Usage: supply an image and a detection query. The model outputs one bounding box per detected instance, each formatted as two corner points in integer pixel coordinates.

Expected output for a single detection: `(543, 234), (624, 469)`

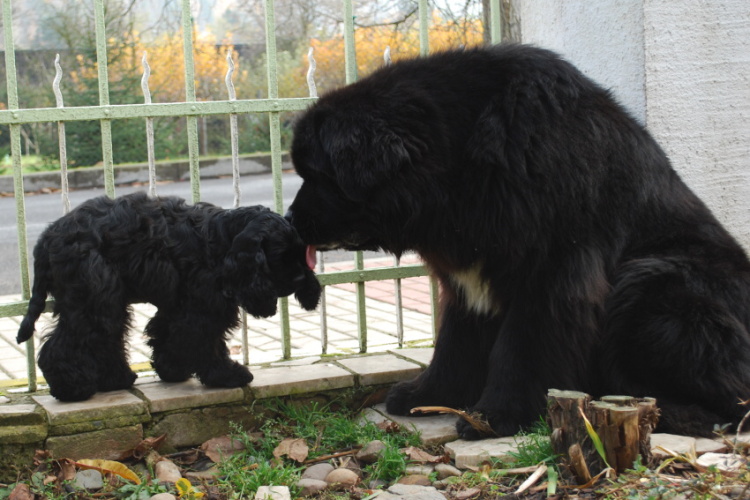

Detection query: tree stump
(547, 389), (660, 482)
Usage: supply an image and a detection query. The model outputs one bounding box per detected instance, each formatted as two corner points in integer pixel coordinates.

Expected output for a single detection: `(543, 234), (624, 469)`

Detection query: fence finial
(225, 48), (237, 101)
(384, 46), (392, 66)
(307, 47), (318, 98)
(141, 52), (152, 105)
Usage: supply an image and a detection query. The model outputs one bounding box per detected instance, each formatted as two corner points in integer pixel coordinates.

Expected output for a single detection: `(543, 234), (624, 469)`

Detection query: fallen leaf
(401, 446), (448, 464)
(58, 459), (77, 482)
(8, 484), (34, 500)
(273, 438), (309, 463)
(376, 420), (401, 433)
(118, 434), (167, 460)
(200, 435), (246, 463)
(74, 459), (141, 485)
(176, 477), (205, 498)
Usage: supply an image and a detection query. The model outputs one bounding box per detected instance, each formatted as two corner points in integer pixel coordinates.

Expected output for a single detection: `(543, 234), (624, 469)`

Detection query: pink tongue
(305, 245), (318, 270)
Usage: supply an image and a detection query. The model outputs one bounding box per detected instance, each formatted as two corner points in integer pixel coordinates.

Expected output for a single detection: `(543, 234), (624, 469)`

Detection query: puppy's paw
(199, 361), (254, 388)
(98, 369), (137, 392)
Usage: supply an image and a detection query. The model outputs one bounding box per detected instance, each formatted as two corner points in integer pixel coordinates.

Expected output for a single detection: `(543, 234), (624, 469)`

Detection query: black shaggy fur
(286, 44), (750, 438)
(18, 192), (321, 402)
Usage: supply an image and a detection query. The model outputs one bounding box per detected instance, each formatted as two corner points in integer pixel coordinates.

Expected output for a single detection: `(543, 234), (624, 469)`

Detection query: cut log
(547, 389), (659, 478)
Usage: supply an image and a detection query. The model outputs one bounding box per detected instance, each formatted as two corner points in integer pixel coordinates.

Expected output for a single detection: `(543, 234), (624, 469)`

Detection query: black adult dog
(286, 44), (750, 438)
(18, 192), (321, 402)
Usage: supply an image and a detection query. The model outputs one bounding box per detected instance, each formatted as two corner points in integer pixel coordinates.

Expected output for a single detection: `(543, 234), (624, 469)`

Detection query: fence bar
(343, 0), (357, 83)
(141, 53), (157, 197)
(53, 55), (71, 213)
(181, 0), (201, 203)
(264, 0), (292, 359)
(93, 0), (115, 198)
(3, 0), (36, 391)
(418, 0), (429, 56)
(490, 0), (502, 44)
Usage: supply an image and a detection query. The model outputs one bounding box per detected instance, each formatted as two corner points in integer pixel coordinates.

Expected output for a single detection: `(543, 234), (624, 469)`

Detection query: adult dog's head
(222, 207), (321, 317)
(285, 65), (449, 257)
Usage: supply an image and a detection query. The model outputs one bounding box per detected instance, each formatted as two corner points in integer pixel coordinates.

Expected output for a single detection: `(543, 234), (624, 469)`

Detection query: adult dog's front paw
(385, 379), (440, 416)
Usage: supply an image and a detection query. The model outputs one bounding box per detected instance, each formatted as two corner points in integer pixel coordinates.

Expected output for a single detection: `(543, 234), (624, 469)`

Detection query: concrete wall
(518, 0), (750, 251)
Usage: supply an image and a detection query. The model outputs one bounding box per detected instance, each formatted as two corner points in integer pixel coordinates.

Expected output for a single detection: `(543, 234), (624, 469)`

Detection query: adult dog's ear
(295, 269), (322, 311)
(319, 115), (413, 201)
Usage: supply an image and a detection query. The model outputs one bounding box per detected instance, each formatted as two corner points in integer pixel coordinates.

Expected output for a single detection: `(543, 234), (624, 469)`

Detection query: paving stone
(388, 348), (434, 367)
(33, 391), (147, 426)
(695, 452), (747, 473)
(0, 396), (10, 404)
(364, 403), (459, 446)
(445, 436), (522, 469)
(136, 379), (245, 413)
(336, 354), (423, 386)
(45, 424), (143, 461)
(695, 437), (728, 455)
(434, 463), (462, 479)
(249, 364), (354, 399)
(150, 406), (262, 451)
(0, 404), (44, 426)
(650, 433), (697, 459)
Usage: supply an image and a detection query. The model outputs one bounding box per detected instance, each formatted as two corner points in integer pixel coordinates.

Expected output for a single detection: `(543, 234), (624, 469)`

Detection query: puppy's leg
(190, 309), (253, 388)
(38, 314), (98, 402)
(94, 304), (138, 392)
(147, 310), (194, 383)
(386, 300), (497, 415)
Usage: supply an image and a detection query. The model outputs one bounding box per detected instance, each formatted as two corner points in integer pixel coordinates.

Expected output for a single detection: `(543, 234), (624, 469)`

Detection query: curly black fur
(286, 44), (750, 438)
(18, 192), (321, 401)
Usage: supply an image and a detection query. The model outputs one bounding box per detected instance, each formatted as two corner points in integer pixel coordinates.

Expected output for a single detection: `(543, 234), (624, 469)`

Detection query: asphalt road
(0, 172), (386, 296)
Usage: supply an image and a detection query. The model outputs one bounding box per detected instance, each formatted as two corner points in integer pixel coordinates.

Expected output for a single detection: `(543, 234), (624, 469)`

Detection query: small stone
(155, 460), (182, 483)
(432, 479), (448, 489)
(254, 485), (291, 500)
(302, 462), (334, 481)
(149, 494), (177, 500)
(405, 464), (434, 476)
(74, 469), (104, 491)
(355, 440), (386, 464)
(397, 474), (431, 486)
(368, 479), (387, 490)
(0, 396), (10, 404)
(296, 478), (327, 497)
(455, 487), (481, 499)
(434, 463), (462, 479)
(325, 468), (359, 489)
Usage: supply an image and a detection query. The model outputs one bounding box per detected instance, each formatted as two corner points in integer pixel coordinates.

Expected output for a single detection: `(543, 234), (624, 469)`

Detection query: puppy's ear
(295, 269), (322, 311)
(320, 116), (413, 201)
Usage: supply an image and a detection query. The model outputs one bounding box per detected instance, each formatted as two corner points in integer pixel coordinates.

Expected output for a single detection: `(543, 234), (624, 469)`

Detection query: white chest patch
(449, 264), (501, 316)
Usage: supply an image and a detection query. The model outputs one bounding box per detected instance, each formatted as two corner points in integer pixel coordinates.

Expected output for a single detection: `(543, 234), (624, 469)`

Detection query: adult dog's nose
(284, 209), (294, 225)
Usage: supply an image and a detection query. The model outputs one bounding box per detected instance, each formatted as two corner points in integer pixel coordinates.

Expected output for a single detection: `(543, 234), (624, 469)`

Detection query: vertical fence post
(3, 0), (36, 391)
(418, 0), (429, 56)
(93, 0), (115, 198)
(265, 0), (292, 360)
(490, 0), (502, 44)
(342, 0), (368, 353)
(52, 55), (71, 213)
(141, 53), (158, 198)
(181, 0), (201, 203)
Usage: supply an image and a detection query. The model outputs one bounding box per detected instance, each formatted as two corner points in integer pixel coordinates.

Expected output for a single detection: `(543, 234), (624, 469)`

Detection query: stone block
(136, 379), (245, 413)
(45, 424), (143, 461)
(250, 364), (354, 399)
(388, 348), (434, 367)
(33, 391), (148, 427)
(363, 404), (459, 446)
(336, 354), (423, 386)
(148, 406), (263, 451)
(445, 436), (523, 469)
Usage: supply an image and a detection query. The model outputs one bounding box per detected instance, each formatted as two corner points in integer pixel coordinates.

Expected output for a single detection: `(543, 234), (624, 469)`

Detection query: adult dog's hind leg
(147, 309), (194, 383)
(93, 303), (138, 392)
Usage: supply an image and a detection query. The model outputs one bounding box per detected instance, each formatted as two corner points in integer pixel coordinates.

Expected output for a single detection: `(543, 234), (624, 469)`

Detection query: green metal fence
(0, 0), (502, 392)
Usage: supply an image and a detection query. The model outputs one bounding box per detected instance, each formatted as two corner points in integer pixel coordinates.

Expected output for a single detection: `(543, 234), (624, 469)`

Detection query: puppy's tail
(17, 244), (51, 344)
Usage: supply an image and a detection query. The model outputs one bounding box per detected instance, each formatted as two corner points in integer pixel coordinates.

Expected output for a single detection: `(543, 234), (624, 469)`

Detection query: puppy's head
(222, 208), (321, 318)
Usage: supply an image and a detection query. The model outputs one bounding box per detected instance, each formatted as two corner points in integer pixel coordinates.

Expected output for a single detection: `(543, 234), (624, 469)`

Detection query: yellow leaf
(175, 478), (204, 499)
(74, 459), (141, 485)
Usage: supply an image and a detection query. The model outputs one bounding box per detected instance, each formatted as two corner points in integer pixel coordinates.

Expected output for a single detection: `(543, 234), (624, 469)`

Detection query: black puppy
(17, 192), (321, 401)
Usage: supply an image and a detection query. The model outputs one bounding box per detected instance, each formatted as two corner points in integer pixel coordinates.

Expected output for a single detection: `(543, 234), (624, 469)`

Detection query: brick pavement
(0, 254), (435, 386)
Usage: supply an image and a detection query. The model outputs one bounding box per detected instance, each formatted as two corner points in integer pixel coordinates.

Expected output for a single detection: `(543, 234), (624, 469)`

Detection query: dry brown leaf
(410, 406), (497, 437)
(58, 459), (77, 482)
(74, 459), (141, 485)
(8, 483), (34, 500)
(376, 420), (401, 433)
(272, 438), (309, 463)
(401, 446), (449, 464)
(200, 435), (246, 463)
(118, 434), (167, 461)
